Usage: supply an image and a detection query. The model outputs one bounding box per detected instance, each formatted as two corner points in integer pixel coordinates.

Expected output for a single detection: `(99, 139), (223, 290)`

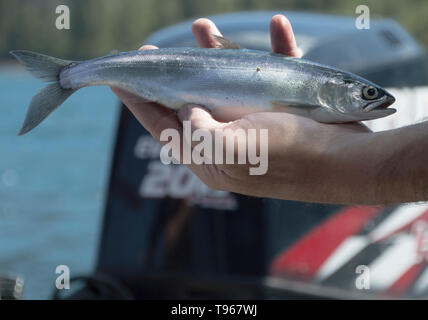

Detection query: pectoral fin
(271, 100), (319, 117)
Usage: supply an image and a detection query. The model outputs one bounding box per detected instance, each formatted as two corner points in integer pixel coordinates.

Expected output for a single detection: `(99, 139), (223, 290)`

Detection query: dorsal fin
(212, 35), (241, 49)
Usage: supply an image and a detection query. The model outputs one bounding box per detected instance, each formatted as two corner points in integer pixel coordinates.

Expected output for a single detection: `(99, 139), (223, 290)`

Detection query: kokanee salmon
(11, 40), (395, 135)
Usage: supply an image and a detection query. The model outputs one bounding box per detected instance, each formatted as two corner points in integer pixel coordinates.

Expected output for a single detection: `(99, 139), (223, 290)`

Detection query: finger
(178, 104), (226, 131)
(138, 44), (158, 50)
(114, 87), (181, 139)
(178, 105), (227, 151)
(110, 86), (141, 105)
(192, 18), (223, 48)
(270, 14), (302, 58)
(177, 105), (249, 168)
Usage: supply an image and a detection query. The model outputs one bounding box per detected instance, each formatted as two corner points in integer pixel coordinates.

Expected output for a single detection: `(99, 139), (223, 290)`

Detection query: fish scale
(10, 43), (395, 135)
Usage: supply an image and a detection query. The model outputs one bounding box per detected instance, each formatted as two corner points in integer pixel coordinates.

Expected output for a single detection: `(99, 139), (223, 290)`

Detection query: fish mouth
(364, 92), (396, 112)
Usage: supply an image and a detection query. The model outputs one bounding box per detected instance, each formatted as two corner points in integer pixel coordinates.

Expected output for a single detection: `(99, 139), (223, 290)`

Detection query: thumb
(177, 104), (227, 152)
(178, 104), (227, 130)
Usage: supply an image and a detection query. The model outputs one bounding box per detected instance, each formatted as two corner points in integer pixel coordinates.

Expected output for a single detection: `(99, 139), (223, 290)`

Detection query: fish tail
(10, 50), (77, 135)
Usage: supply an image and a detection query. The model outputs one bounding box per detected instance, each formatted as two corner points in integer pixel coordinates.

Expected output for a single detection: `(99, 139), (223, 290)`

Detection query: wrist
(320, 131), (382, 205)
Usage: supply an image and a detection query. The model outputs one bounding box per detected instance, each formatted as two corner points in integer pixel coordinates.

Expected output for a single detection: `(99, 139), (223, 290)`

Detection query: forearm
(372, 121), (428, 204)
(322, 121), (428, 205)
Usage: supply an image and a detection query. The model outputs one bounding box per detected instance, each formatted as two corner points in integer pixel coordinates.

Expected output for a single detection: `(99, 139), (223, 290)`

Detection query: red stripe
(384, 263), (426, 296)
(269, 206), (382, 279)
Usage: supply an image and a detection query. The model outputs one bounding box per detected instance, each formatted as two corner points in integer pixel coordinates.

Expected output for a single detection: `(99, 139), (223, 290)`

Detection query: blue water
(0, 68), (119, 299)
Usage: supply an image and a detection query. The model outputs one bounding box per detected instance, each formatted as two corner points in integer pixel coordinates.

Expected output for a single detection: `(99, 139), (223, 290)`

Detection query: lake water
(0, 68), (119, 299)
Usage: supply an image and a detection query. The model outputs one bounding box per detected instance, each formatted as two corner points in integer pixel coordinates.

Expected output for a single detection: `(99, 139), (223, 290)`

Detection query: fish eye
(362, 86), (378, 100)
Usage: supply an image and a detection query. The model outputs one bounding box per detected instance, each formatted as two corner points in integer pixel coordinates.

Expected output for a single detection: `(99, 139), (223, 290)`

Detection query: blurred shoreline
(1, 1), (428, 60)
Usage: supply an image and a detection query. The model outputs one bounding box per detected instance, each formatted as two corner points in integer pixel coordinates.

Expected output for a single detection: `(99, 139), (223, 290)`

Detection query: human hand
(112, 15), (380, 205)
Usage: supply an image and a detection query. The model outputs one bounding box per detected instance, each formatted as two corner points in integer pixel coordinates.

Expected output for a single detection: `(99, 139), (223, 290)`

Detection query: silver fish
(10, 41), (395, 135)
